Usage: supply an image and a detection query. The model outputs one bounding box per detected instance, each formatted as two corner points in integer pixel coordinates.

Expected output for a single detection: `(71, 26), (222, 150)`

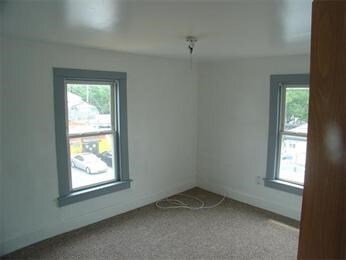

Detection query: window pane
(66, 83), (113, 135)
(284, 86), (309, 133)
(69, 134), (117, 190)
(278, 135), (306, 185)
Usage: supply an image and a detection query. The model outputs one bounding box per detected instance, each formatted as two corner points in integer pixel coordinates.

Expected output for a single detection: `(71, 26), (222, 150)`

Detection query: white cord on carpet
(155, 193), (225, 210)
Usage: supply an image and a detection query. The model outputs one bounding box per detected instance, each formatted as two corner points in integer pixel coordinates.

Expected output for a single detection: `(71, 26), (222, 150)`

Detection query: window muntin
(276, 86), (309, 186)
(66, 82), (118, 191)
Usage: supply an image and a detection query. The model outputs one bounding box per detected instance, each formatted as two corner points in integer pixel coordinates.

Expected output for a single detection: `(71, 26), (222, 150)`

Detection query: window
(265, 74), (309, 195)
(54, 68), (130, 206)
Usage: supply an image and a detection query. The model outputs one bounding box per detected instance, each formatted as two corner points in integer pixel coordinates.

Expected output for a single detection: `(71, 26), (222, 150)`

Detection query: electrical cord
(155, 193), (225, 210)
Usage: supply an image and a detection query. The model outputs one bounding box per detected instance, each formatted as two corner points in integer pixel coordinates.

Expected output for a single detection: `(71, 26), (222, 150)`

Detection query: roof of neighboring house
(67, 92), (98, 112)
(289, 123), (308, 134)
(68, 92), (84, 107)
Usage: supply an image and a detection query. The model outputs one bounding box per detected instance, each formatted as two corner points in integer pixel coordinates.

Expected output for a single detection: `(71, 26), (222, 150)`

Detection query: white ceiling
(2, 0), (312, 61)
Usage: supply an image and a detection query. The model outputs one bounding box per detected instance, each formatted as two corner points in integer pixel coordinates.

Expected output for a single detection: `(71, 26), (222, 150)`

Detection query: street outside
(71, 166), (115, 190)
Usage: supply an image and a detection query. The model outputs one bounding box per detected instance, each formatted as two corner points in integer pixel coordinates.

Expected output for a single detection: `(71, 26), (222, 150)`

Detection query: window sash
(68, 130), (116, 139)
(64, 80), (119, 192)
(276, 132), (307, 185)
(279, 85), (309, 134)
(64, 80), (117, 134)
(67, 133), (119, 192)
(280, 131), (307, 138)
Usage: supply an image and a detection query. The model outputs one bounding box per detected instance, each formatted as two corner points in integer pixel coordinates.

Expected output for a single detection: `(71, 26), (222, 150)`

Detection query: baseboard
(0, 181), (195, 256)
(197, 181), (301, 221)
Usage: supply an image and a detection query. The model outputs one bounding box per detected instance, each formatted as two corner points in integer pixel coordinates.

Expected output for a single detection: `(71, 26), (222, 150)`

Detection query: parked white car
(71, 153), (108, 174)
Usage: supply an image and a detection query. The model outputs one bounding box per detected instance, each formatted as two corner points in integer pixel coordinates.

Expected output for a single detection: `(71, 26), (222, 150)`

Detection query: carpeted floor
(4, 188), (299, 259)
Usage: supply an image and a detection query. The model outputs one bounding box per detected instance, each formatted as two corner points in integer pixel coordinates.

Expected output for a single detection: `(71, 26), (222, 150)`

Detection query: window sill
(264, 178), (303, 195)
(58, 180), (132, 207)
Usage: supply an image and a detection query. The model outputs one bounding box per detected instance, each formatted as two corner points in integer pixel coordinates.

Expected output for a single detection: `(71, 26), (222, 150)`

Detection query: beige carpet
(5, 188), (299, 259)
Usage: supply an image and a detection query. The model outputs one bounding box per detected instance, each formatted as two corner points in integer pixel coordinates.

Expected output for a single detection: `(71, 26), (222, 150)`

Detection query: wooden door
(298, 0), (346, 258)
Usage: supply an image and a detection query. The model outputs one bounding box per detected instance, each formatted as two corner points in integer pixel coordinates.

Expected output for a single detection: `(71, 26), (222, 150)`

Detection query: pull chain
(186, 36), (197, 71)
(190, 46), (193, 70)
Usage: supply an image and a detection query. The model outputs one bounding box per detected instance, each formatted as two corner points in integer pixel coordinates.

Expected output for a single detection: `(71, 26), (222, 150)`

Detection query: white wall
(1, 37), (198, 255)
(197, 55), (310, 220)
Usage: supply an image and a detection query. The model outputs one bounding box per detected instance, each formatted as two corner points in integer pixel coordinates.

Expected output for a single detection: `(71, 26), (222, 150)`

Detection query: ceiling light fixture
(186, 36), (197, 69)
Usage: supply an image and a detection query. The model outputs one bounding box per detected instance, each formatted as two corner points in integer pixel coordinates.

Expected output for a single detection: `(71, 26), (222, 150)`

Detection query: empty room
(1, 0), (345, 259)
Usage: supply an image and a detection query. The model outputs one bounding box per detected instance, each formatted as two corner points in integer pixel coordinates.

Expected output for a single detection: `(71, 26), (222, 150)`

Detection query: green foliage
(285, 88), (309, 124)
(68, 85), (111, 114)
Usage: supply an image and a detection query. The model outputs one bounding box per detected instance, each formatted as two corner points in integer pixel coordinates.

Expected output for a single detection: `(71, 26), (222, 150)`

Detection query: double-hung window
(265, 74), (309, 195)
(53, 68), (130, 206)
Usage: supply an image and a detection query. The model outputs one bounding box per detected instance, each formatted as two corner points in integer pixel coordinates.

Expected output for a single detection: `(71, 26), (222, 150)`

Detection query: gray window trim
(53, 68), (130, 206)
(264, 74), (309, 195)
